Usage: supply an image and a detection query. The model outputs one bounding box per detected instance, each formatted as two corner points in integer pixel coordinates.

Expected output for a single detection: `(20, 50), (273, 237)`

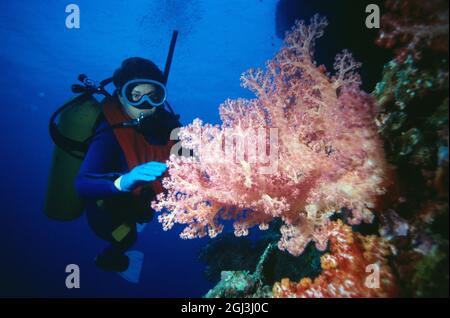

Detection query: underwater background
(0, 0), (447, 297)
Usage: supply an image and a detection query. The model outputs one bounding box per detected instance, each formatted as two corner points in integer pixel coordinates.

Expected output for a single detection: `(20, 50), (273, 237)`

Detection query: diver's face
(119, 83), (158, 119)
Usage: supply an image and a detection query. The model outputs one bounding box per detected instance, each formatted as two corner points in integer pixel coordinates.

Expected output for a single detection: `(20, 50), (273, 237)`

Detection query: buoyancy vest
(102, 95), (177, 198)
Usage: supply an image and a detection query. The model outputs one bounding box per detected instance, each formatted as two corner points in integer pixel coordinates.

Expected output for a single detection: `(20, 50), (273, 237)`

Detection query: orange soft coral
(273, 220), (398, 297)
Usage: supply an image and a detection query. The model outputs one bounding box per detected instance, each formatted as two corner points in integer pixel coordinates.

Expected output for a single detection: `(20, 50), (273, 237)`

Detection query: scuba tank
(44, 76), (111, 221)
(44, 31), (180, 222)
(44, 97), (100, 220)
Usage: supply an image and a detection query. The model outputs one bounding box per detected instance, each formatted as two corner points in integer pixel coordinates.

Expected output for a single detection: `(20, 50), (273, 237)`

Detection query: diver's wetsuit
(75, 117), (166, 271)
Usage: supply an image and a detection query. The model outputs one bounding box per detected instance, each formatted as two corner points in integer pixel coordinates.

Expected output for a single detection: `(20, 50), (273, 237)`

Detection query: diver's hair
(113, 57), (165, 90)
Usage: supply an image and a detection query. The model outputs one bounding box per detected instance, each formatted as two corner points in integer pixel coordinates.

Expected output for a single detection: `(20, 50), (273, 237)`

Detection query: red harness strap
(102, 96), (175, 196)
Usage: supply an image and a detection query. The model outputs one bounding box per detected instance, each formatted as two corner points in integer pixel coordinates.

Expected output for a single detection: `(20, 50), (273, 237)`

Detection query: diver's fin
(136, 222), (147, 233)
(118, 251), (144, 284)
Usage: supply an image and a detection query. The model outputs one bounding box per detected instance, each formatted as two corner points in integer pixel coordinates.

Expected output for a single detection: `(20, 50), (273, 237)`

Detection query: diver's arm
(75, 120), (124, 199)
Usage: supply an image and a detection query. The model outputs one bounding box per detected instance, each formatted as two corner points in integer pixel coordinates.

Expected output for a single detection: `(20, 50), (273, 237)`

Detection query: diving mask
(120, 79), (167, 109)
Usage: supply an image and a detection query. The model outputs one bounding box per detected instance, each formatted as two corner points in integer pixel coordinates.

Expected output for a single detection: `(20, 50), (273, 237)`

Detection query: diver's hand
(116, 161), (167, 192)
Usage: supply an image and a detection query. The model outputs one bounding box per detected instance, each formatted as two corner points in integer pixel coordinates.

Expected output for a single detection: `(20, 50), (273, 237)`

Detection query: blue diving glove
(118, 161), (167, 192)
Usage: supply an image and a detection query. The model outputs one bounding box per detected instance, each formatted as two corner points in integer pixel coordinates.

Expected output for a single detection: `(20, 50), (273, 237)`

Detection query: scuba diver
(44, 31), (181, 283)
(73, 57), (182, 282)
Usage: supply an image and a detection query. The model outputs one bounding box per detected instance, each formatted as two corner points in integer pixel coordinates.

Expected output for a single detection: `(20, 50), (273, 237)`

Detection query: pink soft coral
(152, 15), (391, 256)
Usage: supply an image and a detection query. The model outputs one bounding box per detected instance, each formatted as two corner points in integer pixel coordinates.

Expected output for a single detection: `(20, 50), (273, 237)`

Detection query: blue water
(0, 0), (281, 297)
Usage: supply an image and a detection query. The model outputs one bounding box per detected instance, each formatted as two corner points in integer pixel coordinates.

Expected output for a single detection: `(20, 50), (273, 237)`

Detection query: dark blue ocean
(0, 0), (389, 297)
